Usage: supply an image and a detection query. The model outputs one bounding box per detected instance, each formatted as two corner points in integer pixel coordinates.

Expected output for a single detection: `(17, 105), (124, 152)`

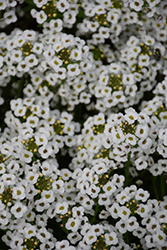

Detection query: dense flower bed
(0, 0), (167, 249)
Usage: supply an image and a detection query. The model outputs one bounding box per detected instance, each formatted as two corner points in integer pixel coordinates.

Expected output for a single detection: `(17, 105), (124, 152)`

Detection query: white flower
(113, 90), (126, 104)
(63, 122), (75, 136)
(156, 210), (167, 224)
(52, 179), (65, 194)
(116, 190), (130, 205)
(136, 204), (150, 218)
(46, 203), (57, 219)
(35, 197), (50, 212)
(23, 84), (36, 97)
(25, 54), (38, 67)
(102, 83), (112, 96)
(20, 126), (33, 140)
(43, 46), (55, 60)
(50, 56), (63, 71)
(26, 116), (39, 128)
(20, 149), (33, 163)
(99, 27), (110, 39)
(107, 9), (120, 24)
(77, 180), (89, 194)
(23, 224), (37, 239)
(25, 172), (39, 185)
(147, 199), (159, 212)
(135, 124), (149, 139)
(109, 203), (120, 219)
(36, 10), (47, 24)
(145, 234), (156, 248)
(130, 0), (144, 12)
(112, 174), (125, 188)
(95, 4), (106, 14)
(138, 54), (150, 67)
(3, 173), (16, 185)
(4, 10), (17, 24)
(33, 42), (43, 54)
(65, 217), (80, 232)
(67, 232), (82, 245)
(0, 163), (5, 174)
(23, 97), (35, 107)
(36, 213), (48, 227)
(115, 219), (127, 234)
(122, 73), (135, 85)
(17, 60), (30, 72)
(38, 144), (53, 159)
(40, 161), (52, 176)
(40, 106), (50, 119)
(84, 229), (97, 245)
(11, 201), (27, 218)
(101, 135), (112, 149)
(102, 182), (116, 196)
(72, 206), (84, 218)
(67, 63), (80, 76)
(145, 216), (160, 234)
(81, 196), (94, 210)
(50, 19), (63, 32)
(93, 113), (105, 125)
(0, 182), (4, 194)
(105, 231), (118, 245)
(64, 136), (76, 147)
(125, 134), (137, 145)
(11, 49), (22, 63)
(56, 240), (69, 249)
(149, 163), (163, 176)
(124, 107), (139, 124)
(35, 132), (48, 146)
(0, 209), (11, 225)
(55, 201), (68, 215)
(60, 111), (73, 123)
(25, 185), (38, 201)
(33, 0), (47, 8)
(40, 240), (55, 250)
(41, 190), (54, 203)
(111, 127), (125, 144)
(70, 49), (82, 61)
(119, 206), (131, 220)
(56, 0), (70, 13)
(159, 111), (167, 124)
(9, 235), (23, 249)
(12, 185), (26, 200)
(135, 188), (150, 202)
(127, 216), (139, 231)
(133, 226), (146, 239)
(138, 137), (153, 150)
(60, 168), (72, 181)
(61, 33), (74, 47)
(0, 1), (7, 10)
(36, 227), (51, 243)
(14, 104), (27, 118)
(154, 230), (166, 246)
(1, 142), (13, 156)
(87, 184), (100, 199)
(134, 157), (147, 171)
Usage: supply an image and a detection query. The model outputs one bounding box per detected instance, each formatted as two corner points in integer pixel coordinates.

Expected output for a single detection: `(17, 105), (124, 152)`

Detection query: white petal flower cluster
(0, 0), (167, 250)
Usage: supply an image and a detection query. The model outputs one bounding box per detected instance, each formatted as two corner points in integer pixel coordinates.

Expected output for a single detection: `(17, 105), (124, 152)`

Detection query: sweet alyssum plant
(0, 0), (167, 249)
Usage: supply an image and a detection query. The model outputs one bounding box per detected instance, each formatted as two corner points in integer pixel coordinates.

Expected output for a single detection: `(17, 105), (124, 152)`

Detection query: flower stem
(160, 174), (166, 200)
(125, 151), (131, 187)
(152, 177), (159, 200)
(17, 76), (25, 98)
(90, 203), (99, 225)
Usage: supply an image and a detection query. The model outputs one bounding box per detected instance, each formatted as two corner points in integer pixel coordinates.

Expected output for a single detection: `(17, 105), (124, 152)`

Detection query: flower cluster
(0, 0), (167, 250)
